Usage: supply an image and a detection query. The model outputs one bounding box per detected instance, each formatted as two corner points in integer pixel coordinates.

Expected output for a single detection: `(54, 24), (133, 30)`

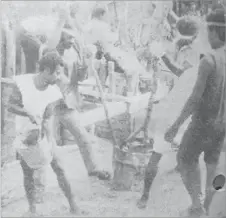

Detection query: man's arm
(172, 55), (214, 128)
(161, 54), (185, 77)
(7, 84), (30, 117)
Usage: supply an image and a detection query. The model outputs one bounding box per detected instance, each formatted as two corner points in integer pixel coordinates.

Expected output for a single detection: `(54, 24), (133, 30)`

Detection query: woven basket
(95, 112), (131, 145)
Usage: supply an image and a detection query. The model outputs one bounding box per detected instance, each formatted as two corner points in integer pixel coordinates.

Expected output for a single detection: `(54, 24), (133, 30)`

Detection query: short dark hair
(91, 7), (106, 19)
(176, 16), (199, 37)
(206, 9), (226, 42)
(39, 51), (64, 73)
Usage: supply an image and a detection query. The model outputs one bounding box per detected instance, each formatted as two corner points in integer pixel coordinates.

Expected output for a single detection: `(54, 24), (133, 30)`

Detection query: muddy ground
(2, 92), (226, 217)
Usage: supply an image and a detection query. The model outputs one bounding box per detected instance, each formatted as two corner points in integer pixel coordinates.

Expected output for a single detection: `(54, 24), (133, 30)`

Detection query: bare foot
(89, 170), (111, 180)
(70, 207), (89, 216)
(180, 205), (206, 217)
(137, 195), (148, 209)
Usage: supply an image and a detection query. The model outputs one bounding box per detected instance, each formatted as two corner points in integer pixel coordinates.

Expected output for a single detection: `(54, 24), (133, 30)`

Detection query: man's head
(174, 16), (199, 51)
(58, 28), (76, 50)
(176, 16), (199, 37)
(206, 9), (226, 49)
(91, 7), (108, 22)
(70, 2), (79, 18)
(38, 51), (64, 85)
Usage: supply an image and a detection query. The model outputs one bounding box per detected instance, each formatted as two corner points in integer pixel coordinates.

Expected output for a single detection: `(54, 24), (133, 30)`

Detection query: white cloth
(14, 74), (62, 168)
(14, 74), (62, 134)
(83, 19), (118, 46)
(21, 15), (59, 39)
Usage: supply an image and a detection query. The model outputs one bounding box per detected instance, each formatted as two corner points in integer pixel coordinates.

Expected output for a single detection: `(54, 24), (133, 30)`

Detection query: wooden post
(98, 59), (107, 88)
(108, 61), (116, 96)
(1, 15), (16, 165)
(5, 19), (16, 78)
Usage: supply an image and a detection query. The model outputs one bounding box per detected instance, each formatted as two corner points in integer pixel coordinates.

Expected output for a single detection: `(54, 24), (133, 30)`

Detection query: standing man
(42, 31), (111, 182)
(8, 51), (78, 215)
(136, 12), (222, 211)
(165, 9), (225, 216)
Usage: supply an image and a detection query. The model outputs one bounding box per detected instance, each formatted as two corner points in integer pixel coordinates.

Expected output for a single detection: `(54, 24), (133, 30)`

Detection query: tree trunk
(1, 16), (16, 165)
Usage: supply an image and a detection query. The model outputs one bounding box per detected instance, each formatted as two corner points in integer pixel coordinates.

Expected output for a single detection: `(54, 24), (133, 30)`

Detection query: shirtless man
(136, 15), (211, 210)
(165, 9), (226, 216)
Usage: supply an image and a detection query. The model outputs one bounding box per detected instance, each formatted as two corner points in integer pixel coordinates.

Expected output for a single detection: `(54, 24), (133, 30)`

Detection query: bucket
(208, 174), (226, 217)
(112, 146), (137, 191)
(112, 140), (154, 191)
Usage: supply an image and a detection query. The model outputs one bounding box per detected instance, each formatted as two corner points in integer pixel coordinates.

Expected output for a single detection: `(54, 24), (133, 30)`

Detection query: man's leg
(19, 156), (36, 213)
(203, 129), (225, 214)
(58, 108), (110, 180)
(176, 123), (205, 216)
(33, 166), (46, 204)
(203, 162), (218, 215)
(137, 151), (162, 209)
(50, 150), (79, 214)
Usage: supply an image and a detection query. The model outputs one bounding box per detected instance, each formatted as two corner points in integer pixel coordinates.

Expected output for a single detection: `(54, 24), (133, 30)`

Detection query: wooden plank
(80, 93), (150, 126)
(80, 88), (130, 103)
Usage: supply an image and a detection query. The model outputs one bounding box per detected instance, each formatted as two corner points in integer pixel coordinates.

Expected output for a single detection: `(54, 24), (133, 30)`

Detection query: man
(164, 9), (225, 216)
(137, 15), (200, 81)
(83, 6), (119, 51)
(83, 6), (124, 76)
(136, 15), (214, 210)
(16, 5), (80, 74)
(8, 51), (78, 215)
(42, 32), (111, 182)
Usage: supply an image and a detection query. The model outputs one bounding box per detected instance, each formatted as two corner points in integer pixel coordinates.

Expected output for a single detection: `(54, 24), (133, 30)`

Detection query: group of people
(4, 2), (226, 217)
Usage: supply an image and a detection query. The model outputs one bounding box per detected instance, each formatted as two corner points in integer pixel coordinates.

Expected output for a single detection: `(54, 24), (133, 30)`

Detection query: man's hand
(28, 114), (41, 125)
(164, 123), (179, 143)
(183, 61), (193, 71)
(149, 41), (165, 58)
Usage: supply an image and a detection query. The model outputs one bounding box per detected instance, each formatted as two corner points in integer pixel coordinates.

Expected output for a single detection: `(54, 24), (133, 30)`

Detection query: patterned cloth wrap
(15, 121), (53, 204)
(15, 121), (53, 169)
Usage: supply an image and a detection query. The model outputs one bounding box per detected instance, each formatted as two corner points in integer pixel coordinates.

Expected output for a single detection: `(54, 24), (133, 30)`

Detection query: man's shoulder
(199, 53), (216, 70)
(14, 74), (34, 83)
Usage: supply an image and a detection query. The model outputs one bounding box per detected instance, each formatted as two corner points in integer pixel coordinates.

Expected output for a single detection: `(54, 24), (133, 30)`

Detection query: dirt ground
(1, 70), (226, 217)
(2, 100), (226, 217)
(1, 138), (225, 217)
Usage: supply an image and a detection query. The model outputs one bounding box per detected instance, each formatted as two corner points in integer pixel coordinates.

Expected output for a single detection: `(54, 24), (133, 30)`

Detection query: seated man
(83, 7), (127, 74)
(83, 6), (119, 52)
(83, 6), (145, 96)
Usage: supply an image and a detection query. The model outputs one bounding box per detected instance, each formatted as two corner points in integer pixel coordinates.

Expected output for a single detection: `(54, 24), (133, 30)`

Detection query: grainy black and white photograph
(1, 0), (226, 217)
